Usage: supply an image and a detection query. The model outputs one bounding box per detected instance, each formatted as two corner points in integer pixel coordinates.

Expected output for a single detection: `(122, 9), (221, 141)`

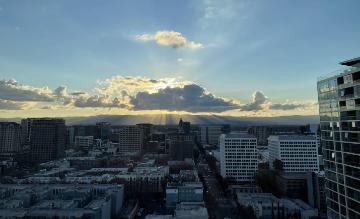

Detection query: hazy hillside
(0, 114), (320, 126)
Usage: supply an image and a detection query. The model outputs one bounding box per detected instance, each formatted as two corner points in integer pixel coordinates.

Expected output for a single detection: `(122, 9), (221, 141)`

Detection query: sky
(0, 0), (359, 118)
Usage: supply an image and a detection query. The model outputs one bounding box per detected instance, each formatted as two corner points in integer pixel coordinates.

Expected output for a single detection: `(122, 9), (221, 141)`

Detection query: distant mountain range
(0, 114), (320, 126)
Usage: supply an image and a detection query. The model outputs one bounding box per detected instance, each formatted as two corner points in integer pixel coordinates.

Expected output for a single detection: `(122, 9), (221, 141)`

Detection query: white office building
(268, 135), (319, 173)
(220, 133), (258, 183)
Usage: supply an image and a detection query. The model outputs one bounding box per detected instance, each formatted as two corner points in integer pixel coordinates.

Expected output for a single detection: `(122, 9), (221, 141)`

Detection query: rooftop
(269, 135), (317, 141)
(340, 57), (360, 66)
(223, 132), (256, 139)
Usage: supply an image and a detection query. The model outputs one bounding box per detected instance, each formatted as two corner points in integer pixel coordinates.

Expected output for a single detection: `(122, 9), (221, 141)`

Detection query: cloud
(0, 79), (54, 102)
(239, 91), (267, 111)
(54, 86), (68, 97)
(40, 105), (55, 110)
(74, 95), (128, 108)
(240, 91), (308, 112)
(135, 30), (203, 49)
(96, 75), (192, 96)
(0, 99), (27, 110)
(199, 0), (248, 29)
(70, 91), (86, 96)
(0, 77), (313, 115)
(269, 103), (305, 110)
(130, 84), (237, 112)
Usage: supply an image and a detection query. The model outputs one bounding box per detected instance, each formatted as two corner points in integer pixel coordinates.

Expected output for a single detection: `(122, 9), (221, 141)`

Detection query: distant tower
(0, 122), (21, 156)
(178, 118), (184, 133)
(178, 118), (191, 134)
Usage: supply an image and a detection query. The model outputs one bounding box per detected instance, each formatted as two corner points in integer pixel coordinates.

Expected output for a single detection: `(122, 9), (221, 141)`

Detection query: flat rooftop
(340, 57), (360, 66)
(269, 135), (317, 141)
(223, 132), (256, 139)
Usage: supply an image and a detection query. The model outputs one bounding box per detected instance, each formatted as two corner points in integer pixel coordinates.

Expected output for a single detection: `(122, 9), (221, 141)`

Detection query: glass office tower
(317, 57), (360, 219)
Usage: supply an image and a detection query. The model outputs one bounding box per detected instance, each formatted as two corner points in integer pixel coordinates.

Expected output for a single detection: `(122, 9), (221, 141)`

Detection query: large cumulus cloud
(0, 79), (54, 102)
(130, 84), (237, 112)
(0, 77), (312, 114)
(135, 30), (203, 49)
(239, 91), (307, 112)
(239, 91), (267, 111)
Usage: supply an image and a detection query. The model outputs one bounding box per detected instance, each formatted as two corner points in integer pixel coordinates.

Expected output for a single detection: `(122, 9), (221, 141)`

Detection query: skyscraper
(200, 124), (231, 146)
(29, 118), (66, 163)
(116, 125), (142, 154)
(168, 133), (194, 161)
(136, 123), (153, 151)
(317, 57), (360, 219)
(247, 126), (272, 146)
(96, 122), (111, 140)
(20, 118), (33, 146)
(178, 118), (191, 134)
(167, 119), (194, 161)
(0, 122), (21, 156)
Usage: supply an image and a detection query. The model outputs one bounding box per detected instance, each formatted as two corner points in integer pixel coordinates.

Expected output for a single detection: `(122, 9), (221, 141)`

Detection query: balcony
(317, 66), (358, 82)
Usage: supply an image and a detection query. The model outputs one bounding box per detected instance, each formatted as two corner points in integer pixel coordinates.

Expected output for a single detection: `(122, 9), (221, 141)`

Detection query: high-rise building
(96, 122), (111, 140)
(136, 123), (153, 150)
(29, 118), (66, 163)
(168, 133), (194, 161)
(20, 118), (33, 145)
(116, 126), (142, 154)
(307, 171), (327, 218)
(75, 136), (94, 152)
(151, 132), (166, 152)
(167, 119), (194, 161)
(0, 122), (21, 156)
(200, 124), (230, 146)
(68, 125), (100, 145)
(220, 133), (258, 183)
(317, 57), (360, 219)
(178, 118), (191, 134)
(268, 135), (319, 173)
(247, 126), (272, 146)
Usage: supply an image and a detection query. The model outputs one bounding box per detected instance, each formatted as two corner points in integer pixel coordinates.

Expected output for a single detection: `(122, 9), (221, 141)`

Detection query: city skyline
(1, 0), (360, 118)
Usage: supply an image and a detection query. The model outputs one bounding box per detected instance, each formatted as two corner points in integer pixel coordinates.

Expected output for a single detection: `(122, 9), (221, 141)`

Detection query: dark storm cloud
(130, 84), (237, 112)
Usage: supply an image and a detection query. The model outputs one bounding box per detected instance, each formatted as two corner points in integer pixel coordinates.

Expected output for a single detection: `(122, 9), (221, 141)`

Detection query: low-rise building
(0, 184), (124, 219)
(166, 183), (203, 208)
(166, 170), (203, 208)
(237, 193), (318, 219)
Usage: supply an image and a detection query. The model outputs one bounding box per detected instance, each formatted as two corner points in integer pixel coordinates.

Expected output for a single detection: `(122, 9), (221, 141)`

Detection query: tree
(273, 159), (283, 172)
(239, 205), (256, 219)
(256, 169), (283, 197)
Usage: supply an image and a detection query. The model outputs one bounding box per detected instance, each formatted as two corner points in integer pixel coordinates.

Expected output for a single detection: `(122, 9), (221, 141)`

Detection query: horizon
(1, 0), (360, 118)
